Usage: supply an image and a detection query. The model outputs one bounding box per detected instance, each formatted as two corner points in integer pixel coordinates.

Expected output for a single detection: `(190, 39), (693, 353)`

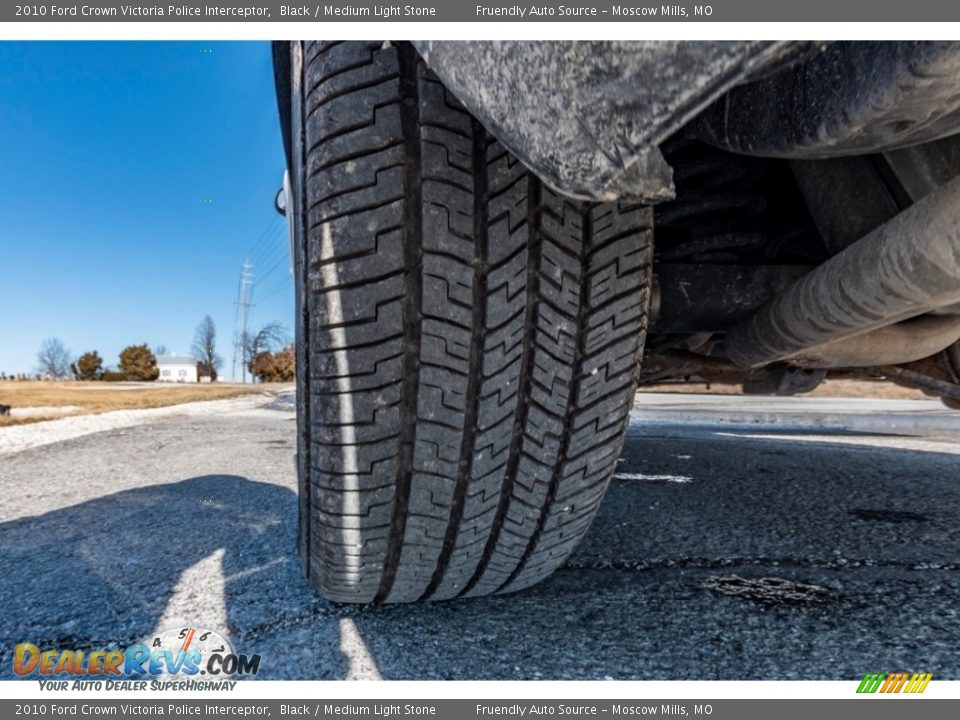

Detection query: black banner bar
(5, 1), (960, 22)
(1, 699), (959, 720)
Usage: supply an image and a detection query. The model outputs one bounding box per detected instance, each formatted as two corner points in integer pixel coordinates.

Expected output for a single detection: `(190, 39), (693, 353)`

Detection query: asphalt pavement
(1, 393), (959, 680)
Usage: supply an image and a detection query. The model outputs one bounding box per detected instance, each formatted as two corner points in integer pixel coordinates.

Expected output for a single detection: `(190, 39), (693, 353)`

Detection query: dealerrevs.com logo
(13, 626), (260, 691)
(857, 673), (933, 694)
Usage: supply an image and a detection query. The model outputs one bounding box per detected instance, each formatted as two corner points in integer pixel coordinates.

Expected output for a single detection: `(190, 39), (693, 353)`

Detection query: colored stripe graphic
(857, 673), (886, 693)
(909, 673), (933, 693)
(857, 672), (931, 693)
(880, 673), (897, 693)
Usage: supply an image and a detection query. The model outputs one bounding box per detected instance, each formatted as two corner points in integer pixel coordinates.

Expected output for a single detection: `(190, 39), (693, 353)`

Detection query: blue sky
(0, 41), (291, 379)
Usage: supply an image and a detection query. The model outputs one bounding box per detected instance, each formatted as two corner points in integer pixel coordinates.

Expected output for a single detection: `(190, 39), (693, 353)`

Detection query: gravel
(0, 394), (272, 458)
(8, 405), (80, 418)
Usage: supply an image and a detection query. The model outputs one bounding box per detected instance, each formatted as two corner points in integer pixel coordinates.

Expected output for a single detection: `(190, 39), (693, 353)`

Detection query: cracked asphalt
(1, 394), (959, 680)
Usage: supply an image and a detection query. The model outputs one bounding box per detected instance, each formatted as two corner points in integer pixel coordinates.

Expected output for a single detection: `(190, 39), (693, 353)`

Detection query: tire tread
(299, 41), (652, 603)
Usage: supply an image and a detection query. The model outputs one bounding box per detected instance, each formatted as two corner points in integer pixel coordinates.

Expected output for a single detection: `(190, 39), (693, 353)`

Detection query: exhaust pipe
(726, 174), (960, 368)
(786, 315), (960, 368)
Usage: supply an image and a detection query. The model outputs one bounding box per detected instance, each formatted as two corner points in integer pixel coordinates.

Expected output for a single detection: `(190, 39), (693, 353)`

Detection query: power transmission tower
(231, 259), (254, 383)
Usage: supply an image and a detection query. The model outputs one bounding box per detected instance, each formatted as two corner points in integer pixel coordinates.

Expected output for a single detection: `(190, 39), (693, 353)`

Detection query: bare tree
(243, 323), (288, 382)
(244, 322), (287, 357)
(191, 315), (223, 381)
(36, 338), (72, 379)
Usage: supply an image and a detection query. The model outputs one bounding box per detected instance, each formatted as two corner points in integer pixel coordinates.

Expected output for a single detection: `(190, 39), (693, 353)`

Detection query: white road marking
(613, 472), (693, 483)
(715, 431), (960, 455)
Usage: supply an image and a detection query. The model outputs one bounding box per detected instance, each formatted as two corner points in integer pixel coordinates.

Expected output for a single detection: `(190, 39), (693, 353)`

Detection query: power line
(246, 215), (282, 264)
(255, 248), (291, 286)
(249, 236), (284, 270)
(255, 278), (293, 305)
(249, 222), (287, 268)
(258, 274), (293, 296)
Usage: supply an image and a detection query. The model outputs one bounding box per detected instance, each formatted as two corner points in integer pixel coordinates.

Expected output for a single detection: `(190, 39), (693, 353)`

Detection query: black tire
(290, 41), (653, 603)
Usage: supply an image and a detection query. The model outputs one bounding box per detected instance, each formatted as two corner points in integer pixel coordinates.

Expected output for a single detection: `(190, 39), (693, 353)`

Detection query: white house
(156, 355), (198, 383)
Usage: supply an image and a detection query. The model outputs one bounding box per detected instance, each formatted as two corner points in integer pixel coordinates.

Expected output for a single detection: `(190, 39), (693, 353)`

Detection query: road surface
(1, 393), (958, 680)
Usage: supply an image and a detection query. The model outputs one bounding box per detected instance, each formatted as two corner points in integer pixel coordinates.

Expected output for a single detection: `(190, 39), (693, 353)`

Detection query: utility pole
(231, 258), (254, 383)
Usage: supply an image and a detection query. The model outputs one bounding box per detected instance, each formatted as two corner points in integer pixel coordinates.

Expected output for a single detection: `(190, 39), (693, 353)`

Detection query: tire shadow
(0, 475), (345, 680)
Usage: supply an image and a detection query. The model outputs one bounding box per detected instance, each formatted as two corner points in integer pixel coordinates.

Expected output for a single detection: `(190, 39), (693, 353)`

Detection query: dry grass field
(0, 381), (270, 427)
